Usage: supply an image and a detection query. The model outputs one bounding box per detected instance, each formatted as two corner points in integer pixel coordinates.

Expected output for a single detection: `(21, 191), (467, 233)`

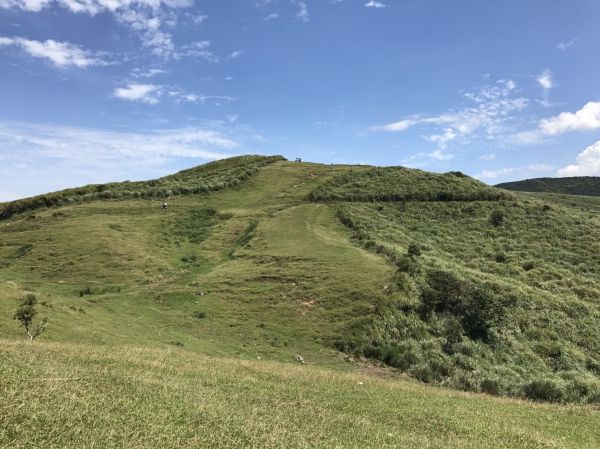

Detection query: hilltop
(1, 156), (599, 448)
(496, 176), (600, 197)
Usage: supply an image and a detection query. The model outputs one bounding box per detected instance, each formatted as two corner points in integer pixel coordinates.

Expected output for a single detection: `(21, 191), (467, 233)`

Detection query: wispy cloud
(556, 38), (578, 51)
(291, 0), (309, 23)
(113, 84), (161, 104)
(365, 1), (386, 8)
(0, 120), (241, 198)
(537, 70), (554, 90)
(263, 12), (279, 21)
(0, 36), (109, 67)
(112, 83), (233, 105)
(0, 0), (199, 59)
(373, 80), (528, 149)
(475, 163), (554, 180)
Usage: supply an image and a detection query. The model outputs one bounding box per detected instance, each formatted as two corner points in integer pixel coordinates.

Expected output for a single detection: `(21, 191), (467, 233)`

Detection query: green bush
(524, 379), (565, 402)
(490, 209), (505, 227)
(407, 243), (422, 257)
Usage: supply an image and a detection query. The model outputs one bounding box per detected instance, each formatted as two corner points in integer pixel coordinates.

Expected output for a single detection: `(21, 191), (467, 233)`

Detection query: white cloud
(113, 84), (160, 104)
(263, 12), (279, 21)
(475, 163), (554, 180)
(131, 67), (166, 78)
(374, 80), (528, 149)
(0, 0), (197, 59)
(0, 36), (109, 67)
(365, 1), (386, 7)
(180, 40), (217, 61)
(374, 118), (417, 132)
(112, 83), (233, 105)
(556, 38), (578, 51)
(229, 50), (243, 59)
(557, 140), (600, 176)
(0, 120), (238, 170)
(537, 70), (553, 90)
(0, 120), (249, 199)
(428, 149), (453, 161)
(291, 0), (309, 22)
(539, 101), (600, 135)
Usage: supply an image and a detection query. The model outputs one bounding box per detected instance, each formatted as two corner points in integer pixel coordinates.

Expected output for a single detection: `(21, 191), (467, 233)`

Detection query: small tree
(14, 293), (48, 342)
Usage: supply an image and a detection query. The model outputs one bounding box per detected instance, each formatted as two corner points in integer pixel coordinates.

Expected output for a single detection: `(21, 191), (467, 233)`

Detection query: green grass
(308, 166), (513, 202)
(331, 198), (600, 401)
(0, 155), (284, 220)
(1, 157), (599, 447)
(2, 340), (599, 449)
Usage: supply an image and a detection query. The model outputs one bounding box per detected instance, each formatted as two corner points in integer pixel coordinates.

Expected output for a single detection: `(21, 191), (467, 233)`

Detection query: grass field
(2, 340), (599, 449)
(1, 157), (599, 447)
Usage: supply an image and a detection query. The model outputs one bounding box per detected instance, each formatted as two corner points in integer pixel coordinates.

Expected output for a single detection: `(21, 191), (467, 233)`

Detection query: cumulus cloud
(365, 1), (386, 7)
(539, 101), (600, 135)
(557, 140), (600, 176)
(0, 36), (109, 67)
(373, 80), (528, 149)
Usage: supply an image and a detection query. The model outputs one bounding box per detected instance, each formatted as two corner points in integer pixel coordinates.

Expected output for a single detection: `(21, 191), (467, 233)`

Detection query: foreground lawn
(1, 340), (598, 449)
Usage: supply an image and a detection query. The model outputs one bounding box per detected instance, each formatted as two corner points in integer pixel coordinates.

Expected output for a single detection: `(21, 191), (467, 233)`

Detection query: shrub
(395, 255), (420, 275)
(494, 251), (507, 263)
(490, 209), (505, 227)
(407, 243), (422, 257)
(192, 311), (207, 319)
(522, 261), (535, 271)
(420, 270), (465, 317)
(480, 378), (503, 395)
(524, 379), (565, 402)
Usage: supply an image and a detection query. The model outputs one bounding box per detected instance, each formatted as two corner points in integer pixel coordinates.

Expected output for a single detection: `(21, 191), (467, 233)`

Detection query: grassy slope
(2, 340), (599, 449)
(496, 176), (600, 197)
(1, 158), (599, 447)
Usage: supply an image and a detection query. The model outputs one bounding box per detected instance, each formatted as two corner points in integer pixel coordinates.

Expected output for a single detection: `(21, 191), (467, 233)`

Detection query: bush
(524, 379), (565, 402)
(494, 251), (507, 263)
(420, 270), (465, 317)
(480, 378), (503, 395)
(522, 261), (535, 271)
(407, 243), (422, 257)
(395, 255), (420, 275)
(490, 209), (505, 227)
(192, 311), (207, 319)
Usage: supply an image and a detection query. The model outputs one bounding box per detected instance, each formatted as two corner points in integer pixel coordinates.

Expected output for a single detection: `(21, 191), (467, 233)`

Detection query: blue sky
(1, 0), (600, 200)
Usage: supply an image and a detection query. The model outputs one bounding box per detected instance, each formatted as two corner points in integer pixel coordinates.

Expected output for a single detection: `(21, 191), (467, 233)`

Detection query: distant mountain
(496, 176), (600, 197)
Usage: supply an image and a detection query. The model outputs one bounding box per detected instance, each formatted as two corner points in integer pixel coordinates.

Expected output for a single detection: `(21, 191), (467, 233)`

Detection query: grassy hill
(496, 176), (600, 197)
(1, 156), (599, 447)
